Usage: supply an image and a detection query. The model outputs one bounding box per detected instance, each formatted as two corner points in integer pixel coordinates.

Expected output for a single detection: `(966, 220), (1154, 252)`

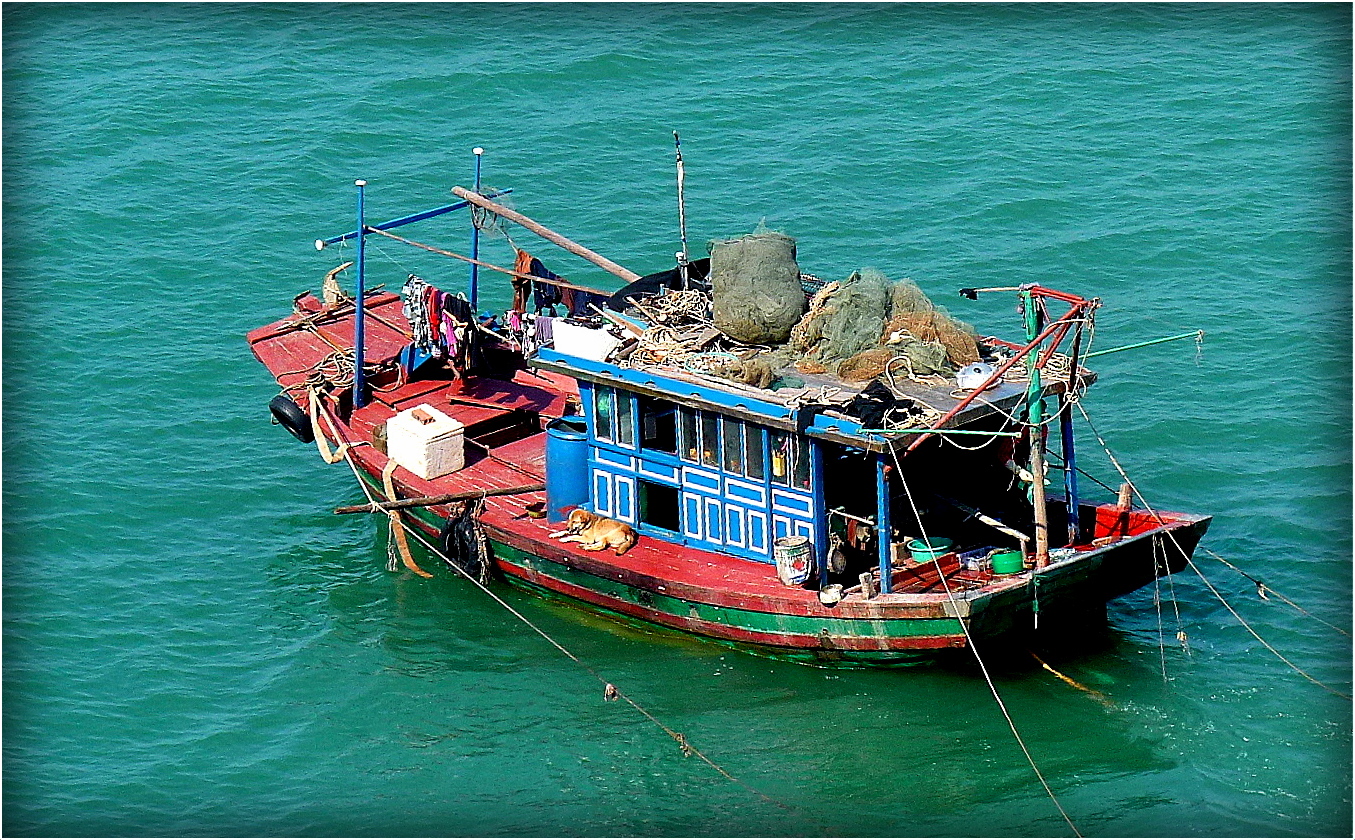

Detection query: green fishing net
(708, 230), (806, 345)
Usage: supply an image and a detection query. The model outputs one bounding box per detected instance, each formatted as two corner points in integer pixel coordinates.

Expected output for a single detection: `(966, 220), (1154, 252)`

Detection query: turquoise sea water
(3, 3), (1350, 837)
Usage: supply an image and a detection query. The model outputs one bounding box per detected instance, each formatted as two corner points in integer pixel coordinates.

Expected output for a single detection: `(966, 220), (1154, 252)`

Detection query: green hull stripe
(366, 477), (964, 641)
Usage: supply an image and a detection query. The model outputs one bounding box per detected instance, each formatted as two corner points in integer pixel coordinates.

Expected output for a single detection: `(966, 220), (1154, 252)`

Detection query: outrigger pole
(452, 187), (641, 283)
(315, 188), (513, 250)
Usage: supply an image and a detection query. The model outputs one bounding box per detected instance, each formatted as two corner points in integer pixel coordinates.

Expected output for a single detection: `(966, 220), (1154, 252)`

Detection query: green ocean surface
(3, 3), (1350, 836)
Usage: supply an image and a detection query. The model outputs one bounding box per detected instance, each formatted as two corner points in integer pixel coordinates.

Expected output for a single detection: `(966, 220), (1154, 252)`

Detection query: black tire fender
(269, 394), (314, 443)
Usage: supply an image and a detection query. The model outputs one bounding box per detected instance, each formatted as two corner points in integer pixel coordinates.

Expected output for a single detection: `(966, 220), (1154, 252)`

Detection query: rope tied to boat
(380, 459), (432, 578)
(884, 439), (1084, 837)
(307, 388), (350, 465)
(318, 423), (830, 829)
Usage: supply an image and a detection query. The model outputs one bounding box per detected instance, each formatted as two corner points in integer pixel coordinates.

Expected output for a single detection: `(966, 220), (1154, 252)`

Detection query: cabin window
(745, 426), (765, 480)
(769, 430), (811, 490)
(615, 389), (635, 447)
(638, 480), (681, 532)
(594, 386), (614, 442)
(679, 408), (699, 461)
(721, 416), (743, 474)
(593, 385), (634, 447)
(639, 396), (677, 454)
(698, 412), (720, 468)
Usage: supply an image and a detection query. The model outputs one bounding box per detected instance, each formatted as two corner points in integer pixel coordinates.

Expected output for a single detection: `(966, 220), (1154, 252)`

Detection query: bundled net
(708, 229), (806, 345)
(783, 269), (979, 380)
(884, 278), (980, 367)
(618, 223), (979, 404)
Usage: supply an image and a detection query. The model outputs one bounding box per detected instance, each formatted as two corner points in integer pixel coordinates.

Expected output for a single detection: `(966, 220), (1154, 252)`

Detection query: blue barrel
(544, 417), (589, 523)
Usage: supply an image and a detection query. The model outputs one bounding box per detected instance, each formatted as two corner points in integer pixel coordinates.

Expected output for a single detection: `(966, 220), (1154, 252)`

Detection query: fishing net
(469, 187), (514, 239)
(781, 270), (979, 379)
(708, 229), (806, 345)
(884, 278), (980, 367)
(812, 269), (894, 367)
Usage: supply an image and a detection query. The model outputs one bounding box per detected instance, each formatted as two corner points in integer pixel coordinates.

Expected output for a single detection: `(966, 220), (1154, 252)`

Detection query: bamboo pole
(334, 482), (545, 515)
(451, 187), (641, 283)
(366, 227), (611, 296)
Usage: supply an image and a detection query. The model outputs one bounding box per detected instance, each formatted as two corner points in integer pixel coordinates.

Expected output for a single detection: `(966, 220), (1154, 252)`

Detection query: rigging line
(368, 226), (613, 296)
(319, 415), (827, 828)
(1202, 548), (1352, 639)
(1074, 401), (1352, 701)
(886, 443), (1083, 838)
(398, 515), (834, 830)
(1164, 537), (1189, 658)
(370, 240), (416, 275)
(1152, 537), (1169, 683)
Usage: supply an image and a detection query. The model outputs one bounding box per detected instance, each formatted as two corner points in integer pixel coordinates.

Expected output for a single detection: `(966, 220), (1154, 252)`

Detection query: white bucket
(773, 535), (814, 586)
(956, 362), (998, 390)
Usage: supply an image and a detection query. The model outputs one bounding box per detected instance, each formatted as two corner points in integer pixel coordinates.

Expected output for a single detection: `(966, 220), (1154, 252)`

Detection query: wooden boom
(451, 186), (641, 283)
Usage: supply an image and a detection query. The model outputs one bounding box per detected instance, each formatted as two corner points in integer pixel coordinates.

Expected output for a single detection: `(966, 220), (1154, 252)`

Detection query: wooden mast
(1022, 288), (1051, 569)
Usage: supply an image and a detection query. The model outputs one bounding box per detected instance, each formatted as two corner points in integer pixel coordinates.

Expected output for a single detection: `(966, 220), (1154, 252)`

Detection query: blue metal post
(876, 454), (893, 594)
(469, 147), (484, 309)
(810, 440), (828, 587)
(353, 179), (368, 409)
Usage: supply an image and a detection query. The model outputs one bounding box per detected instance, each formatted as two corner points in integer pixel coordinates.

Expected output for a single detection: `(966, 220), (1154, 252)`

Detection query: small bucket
(818, 583), (844, 607)
(906, 537), (954, 563)
(991, 548), (1025, 575)
(773, 535), (814, 586)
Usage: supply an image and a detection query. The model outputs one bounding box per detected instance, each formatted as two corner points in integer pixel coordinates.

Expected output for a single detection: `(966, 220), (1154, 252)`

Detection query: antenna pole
(674, 131), (690, 288)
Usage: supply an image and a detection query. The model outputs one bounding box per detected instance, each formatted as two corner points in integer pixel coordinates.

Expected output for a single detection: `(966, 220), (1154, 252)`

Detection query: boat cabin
(530, 325), (1084, 593)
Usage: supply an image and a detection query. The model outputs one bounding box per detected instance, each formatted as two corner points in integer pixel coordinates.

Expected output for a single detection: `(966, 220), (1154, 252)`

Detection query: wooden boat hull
(365, 469), (1211, 665)
(250, 291), (1212, 666)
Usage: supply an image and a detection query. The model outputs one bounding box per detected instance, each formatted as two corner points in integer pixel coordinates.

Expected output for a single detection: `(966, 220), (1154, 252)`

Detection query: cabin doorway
(820, 443), (880, 580)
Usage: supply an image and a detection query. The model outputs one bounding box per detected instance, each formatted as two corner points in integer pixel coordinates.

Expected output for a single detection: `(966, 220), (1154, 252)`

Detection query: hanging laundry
(530, 256), (564, 313)
(402, 274), (437, 351)
(570, 290), (609, 318)
(535, 315), (554, 345)
(427, 287), (445, 358)
(512, 249), (534, 313)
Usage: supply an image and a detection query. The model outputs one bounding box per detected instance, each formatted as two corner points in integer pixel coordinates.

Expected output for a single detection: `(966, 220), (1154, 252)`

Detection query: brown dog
(549, 508), (638, 555)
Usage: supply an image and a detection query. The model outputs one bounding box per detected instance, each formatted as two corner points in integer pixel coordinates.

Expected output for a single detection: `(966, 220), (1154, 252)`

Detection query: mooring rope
(1029, 652), (1113, 708)
(1202, 548), (1351, 639)
(885, 441), (1083, 838)
(1074, 401), (1351, 701)
(310, 401), (829, 829)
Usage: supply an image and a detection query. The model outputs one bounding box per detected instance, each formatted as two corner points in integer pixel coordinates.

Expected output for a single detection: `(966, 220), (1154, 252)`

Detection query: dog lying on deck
(549, 508), (638, 555)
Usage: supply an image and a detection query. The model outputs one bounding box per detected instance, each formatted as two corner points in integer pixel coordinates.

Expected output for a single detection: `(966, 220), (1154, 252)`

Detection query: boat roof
(529, 337), (1094, 454)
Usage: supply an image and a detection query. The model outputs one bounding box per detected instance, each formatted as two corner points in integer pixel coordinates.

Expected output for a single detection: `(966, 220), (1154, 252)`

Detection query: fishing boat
(248, 153), (1210, 665)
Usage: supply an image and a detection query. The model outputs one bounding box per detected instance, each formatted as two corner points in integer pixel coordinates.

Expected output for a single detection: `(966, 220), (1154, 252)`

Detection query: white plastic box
(386, 403), (465, 480)
(551, 319), (622, 362)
